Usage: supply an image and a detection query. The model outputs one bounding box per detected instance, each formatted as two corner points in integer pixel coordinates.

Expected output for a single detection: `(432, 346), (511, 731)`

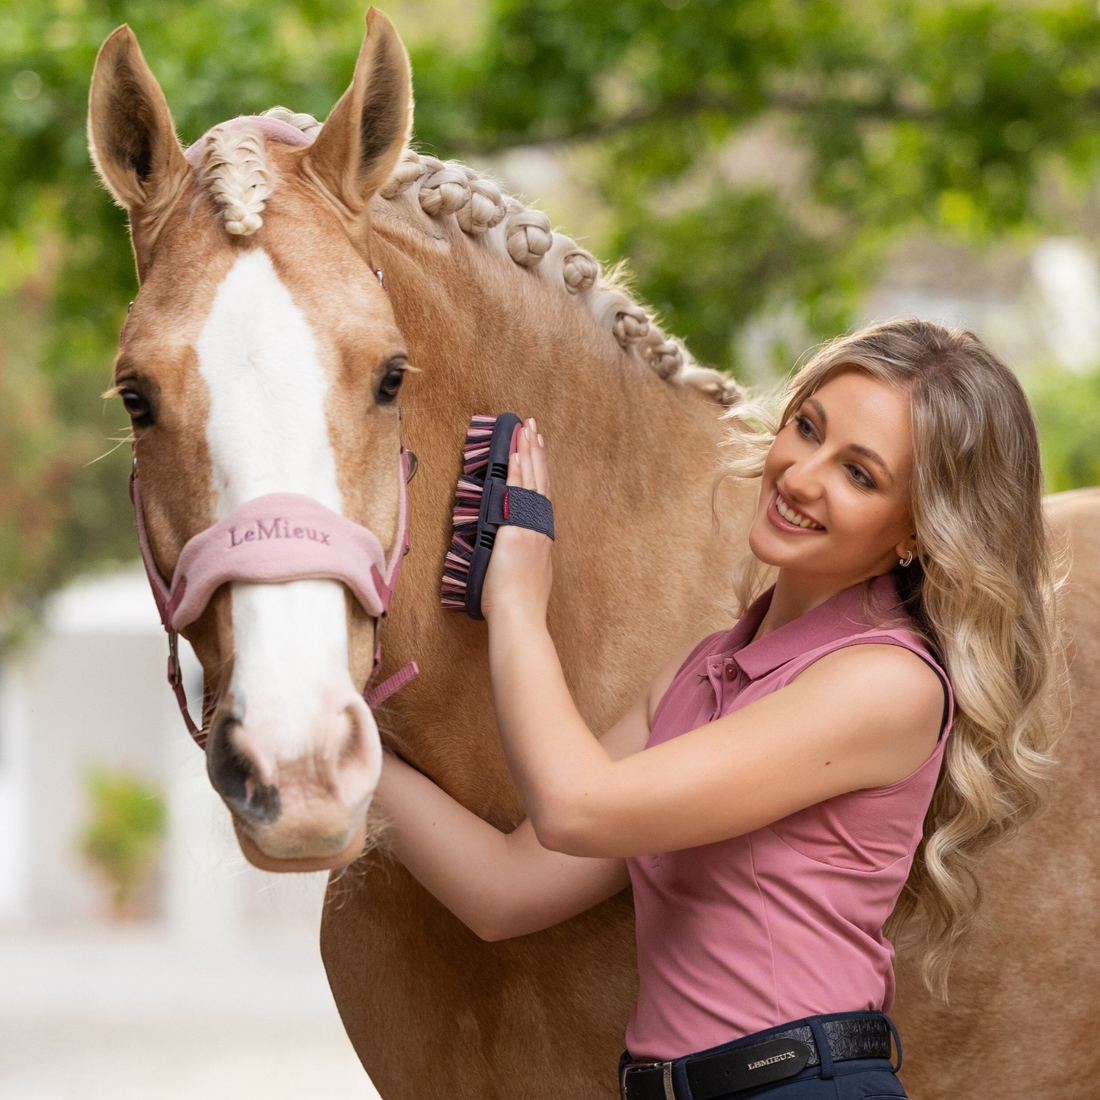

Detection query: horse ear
(305, 7), (413, 214)
(87, 25), (189, 214)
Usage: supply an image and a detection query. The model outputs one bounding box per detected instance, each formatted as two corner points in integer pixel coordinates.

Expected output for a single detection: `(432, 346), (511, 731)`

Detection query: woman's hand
(481, 417), (554, 624)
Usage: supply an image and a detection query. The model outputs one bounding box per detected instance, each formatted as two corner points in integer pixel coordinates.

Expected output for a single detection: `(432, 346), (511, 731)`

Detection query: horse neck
(372, 223), (619, 409)
(370, 220), (733, 439)
(367, 222), (747, 819)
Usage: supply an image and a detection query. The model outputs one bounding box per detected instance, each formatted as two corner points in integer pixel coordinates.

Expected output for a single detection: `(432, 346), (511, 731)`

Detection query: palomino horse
(88, 9), (1098, 1099)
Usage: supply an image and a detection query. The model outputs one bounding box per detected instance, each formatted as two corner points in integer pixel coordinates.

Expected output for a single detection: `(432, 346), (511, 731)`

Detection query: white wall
(0, 661), (31, 921)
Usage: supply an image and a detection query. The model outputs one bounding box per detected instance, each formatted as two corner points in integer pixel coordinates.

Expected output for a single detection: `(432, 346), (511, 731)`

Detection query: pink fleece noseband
(166, 491), (405, 628)
(132, 449), (420, 748)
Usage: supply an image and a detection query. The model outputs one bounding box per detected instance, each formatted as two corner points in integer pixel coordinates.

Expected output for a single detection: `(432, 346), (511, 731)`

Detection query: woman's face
(748, 368), (917, 583)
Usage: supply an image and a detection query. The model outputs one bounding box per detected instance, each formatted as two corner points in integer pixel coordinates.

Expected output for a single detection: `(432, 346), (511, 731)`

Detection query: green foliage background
(81, 765), (166, 915)
(4, 0), (1100, 639)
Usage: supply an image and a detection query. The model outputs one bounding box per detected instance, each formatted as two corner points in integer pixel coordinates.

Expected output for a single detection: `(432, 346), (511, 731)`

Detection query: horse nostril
(207, 710), (281, 825)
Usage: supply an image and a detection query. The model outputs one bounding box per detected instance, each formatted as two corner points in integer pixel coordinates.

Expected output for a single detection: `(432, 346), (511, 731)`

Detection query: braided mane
(199, 106), (745, 407)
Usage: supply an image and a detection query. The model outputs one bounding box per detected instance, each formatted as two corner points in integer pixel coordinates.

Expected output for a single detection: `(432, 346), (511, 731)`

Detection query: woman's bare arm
(494, 635), (946, 859)
(376, 754), (627, 941)
(372, 637), (699, 941)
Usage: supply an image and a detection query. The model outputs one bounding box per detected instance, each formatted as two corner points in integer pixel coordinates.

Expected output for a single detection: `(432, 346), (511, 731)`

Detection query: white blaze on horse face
(195, 249), (375, 769)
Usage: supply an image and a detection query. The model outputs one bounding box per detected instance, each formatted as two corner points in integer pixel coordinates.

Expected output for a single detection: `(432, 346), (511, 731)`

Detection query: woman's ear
(303, 7), (413, 217)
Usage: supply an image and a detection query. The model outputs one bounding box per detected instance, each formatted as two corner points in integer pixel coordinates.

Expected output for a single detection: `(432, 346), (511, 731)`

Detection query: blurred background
(5, 0), (1100, 1096)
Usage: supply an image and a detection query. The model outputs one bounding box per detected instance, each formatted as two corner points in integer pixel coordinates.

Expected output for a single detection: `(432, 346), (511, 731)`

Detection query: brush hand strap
(485, 481), (555, 540)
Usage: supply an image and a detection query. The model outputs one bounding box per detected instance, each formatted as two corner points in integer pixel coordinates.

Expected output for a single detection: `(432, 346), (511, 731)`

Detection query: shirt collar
(713, 572), (909, 682)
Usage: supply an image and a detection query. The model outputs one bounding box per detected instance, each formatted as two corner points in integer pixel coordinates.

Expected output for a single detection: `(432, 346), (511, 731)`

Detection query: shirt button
(725, 665), (737, 681)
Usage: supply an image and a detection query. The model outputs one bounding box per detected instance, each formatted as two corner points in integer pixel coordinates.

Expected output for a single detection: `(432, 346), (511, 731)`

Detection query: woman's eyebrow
(806, 397), (895, 486)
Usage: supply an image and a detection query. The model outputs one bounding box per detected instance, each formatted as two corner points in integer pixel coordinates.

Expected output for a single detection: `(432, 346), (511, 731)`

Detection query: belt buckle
(620, 1060), (676, 1100)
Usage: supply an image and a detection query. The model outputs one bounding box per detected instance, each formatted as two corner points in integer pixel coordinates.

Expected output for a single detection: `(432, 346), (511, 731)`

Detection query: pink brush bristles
(441, 416), (501, 611)
(460, 415), (497, 476)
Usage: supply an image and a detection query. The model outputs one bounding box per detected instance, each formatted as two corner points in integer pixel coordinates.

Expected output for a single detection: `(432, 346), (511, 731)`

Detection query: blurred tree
(4, 0), (1100, 633)
(1027, 359), (1100, 492)
(81, 765), (166, 918)
(432, 0), (1100, 370)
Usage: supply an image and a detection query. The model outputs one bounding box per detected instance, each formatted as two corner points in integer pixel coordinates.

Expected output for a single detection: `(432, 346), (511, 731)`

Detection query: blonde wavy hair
(713, 317), (1072, 1001)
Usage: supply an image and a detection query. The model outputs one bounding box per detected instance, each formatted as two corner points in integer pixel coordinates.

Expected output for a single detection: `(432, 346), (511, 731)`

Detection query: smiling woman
(749, 370), (918, 586)
(375, 317), (1070, 1099)
(706, 318), (1070, 992)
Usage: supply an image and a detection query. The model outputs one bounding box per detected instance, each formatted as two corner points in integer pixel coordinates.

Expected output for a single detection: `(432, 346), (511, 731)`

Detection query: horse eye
(120, 389), (152, 424)
(378, 363), (406, 403)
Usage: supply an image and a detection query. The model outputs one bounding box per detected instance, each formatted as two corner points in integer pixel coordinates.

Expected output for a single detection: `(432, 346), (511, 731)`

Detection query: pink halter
(129, 114), (419, 748)
(131, 449), (420, 748)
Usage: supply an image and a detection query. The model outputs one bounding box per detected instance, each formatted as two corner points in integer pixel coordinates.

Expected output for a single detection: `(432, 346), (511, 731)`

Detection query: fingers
(508, 417), (551, 499)
(524, 418), (550, 499)
(507, 422), (530, 488)
(531, 420), (550, 500)
(507, 426), (529, 488)
(518, 423), (535, 489)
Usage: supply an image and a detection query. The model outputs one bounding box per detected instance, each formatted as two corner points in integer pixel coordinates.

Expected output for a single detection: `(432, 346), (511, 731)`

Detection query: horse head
(88, 9), (414, 872)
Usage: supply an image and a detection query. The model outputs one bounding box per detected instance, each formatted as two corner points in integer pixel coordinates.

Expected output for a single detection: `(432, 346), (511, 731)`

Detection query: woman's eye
(378, 364), (406, 402)
(797, 414), (875, 488)
(121, 389), (152, 423)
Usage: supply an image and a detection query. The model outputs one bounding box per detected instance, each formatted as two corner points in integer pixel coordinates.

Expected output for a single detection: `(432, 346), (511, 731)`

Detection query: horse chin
(233, 814), (368, 874)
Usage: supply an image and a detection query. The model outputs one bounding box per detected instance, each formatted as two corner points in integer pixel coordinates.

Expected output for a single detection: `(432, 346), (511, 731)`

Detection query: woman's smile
(767, 487), (827, 533)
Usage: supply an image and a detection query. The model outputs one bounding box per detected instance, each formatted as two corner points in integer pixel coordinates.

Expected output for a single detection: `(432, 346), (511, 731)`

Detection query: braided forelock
(199, 122), (272, 237)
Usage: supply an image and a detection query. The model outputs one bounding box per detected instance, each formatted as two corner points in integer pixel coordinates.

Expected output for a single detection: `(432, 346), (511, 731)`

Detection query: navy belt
(619, 1011), (901, 1100)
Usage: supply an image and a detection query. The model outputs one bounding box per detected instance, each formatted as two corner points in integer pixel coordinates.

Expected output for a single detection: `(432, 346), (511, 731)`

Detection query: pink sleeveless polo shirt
(623, 571), (955, 1062)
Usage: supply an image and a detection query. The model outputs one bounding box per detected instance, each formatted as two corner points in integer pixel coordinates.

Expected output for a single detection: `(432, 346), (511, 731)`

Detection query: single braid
(611, 303), (650, 347)
(503, 200), (553, 267)
(379, 148), (425, 198)
(201, 123), (271, 236)
(456, 170), (507, 235)
(638, 329), (685, 379)
(418, 157), (471, 218)
(562, 249), (599, 293)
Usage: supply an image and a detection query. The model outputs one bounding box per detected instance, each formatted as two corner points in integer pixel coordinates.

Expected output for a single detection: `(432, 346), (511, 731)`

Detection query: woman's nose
(780, 461), (823, 501)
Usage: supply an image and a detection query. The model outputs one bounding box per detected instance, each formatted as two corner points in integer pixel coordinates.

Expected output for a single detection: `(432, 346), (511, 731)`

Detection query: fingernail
(537, 433), (543, 446)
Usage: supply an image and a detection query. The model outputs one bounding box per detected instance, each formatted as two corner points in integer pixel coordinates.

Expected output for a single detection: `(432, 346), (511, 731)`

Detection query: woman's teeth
(776, 494), (824, 530)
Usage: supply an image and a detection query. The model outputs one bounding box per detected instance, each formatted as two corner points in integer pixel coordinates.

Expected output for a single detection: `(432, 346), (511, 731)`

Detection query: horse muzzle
(207, 687), (382, 868)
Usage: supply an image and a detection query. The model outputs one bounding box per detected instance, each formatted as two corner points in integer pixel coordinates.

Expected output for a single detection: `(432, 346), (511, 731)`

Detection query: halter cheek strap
(131, 446), (420, 748)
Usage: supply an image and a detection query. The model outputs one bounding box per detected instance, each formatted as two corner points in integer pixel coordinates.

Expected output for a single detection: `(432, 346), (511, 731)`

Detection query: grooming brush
(441, 412), (555, 620)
